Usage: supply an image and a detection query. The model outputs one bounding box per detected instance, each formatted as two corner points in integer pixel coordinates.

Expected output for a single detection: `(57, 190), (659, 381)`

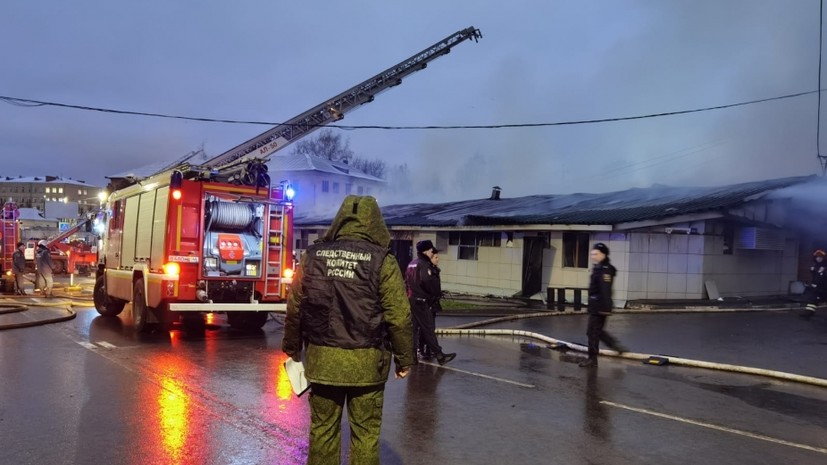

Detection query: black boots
(578, 358), (598, 368)
(437, 352), (456, 365)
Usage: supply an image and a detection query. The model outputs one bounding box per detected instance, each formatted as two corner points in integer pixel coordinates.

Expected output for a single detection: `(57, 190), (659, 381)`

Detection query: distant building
(0, 175), (104, 216)
(267, 153), (386, 216)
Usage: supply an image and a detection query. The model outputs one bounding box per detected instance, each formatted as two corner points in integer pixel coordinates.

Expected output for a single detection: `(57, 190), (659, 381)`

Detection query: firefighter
(35, 240), (54, 298)
(282, 195), (413, 465)
(579, 243), (627, 368)
(406, 240), (456, 365)
(802, 249), (827, 318)
(13, 241), (27, 295)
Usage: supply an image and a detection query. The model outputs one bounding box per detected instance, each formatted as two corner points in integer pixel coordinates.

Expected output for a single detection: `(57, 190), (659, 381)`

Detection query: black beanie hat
(592, 242), (609, 256)
(416, 240), (437, 254)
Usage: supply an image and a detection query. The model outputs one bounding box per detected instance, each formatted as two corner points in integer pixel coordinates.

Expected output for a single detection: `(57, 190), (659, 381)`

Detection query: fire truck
(93, 27), (482, 332)
(1, 201), (95, 285)
(24, 218), (97, 275)
(1, 201), (21, 291)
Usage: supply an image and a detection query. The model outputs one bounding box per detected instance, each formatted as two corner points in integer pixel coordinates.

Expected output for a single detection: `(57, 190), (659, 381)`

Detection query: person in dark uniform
(802, 249), (827, 318)
(13, 241), (28, 295)
(406, 240), (456, 365)
(282, 195), (414, 465)
(579, 242), (626, 368)
(418, 251), (443, 360)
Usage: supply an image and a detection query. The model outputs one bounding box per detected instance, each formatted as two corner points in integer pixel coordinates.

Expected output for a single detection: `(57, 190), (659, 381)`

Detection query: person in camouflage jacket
(282, 195), (414, 465)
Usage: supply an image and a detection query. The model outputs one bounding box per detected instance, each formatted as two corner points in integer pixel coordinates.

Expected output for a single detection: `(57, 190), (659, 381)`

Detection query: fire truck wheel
(94, 276), (126, 316)
(228, 311), (269, 331)
(52, 260), (66, 275)
(132, 278), (152, 334)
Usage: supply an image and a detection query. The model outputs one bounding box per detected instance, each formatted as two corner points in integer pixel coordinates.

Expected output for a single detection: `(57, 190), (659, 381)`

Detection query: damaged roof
(296, 175), (820, 227)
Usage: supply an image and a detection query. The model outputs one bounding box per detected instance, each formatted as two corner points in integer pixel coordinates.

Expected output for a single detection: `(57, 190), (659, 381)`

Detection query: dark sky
(1, 1), (824, 202)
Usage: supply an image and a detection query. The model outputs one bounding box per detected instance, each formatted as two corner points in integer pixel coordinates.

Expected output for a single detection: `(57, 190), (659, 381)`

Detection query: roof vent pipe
(490, 186), (502, 200)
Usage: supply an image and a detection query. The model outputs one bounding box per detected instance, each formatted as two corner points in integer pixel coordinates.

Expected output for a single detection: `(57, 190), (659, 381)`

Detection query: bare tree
(349, 157), (387, 179)
(291, 129), (354, 161)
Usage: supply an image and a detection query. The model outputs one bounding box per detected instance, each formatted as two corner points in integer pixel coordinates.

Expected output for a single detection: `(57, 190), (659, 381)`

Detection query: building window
(78, 189), (82, 195)
(46, 187), (51, 194)
(58, 187), (63, 194)
(449, 231), (502, 261)
(345, 184), (352, 194)
(366, 187), (372, 195)
(332, 182), (339, 193)
(563, 232), (590, 268)
(357, 186), (364, 194)
(322, 180), (329, 193)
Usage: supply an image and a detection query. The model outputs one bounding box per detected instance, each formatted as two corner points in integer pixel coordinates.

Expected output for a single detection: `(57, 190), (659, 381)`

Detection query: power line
(0, 90), (819, 130)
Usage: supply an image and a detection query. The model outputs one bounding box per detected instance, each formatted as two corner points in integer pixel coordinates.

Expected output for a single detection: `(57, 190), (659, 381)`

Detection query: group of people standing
(280, 195), (624, 464)
(11, 240), (54, 297)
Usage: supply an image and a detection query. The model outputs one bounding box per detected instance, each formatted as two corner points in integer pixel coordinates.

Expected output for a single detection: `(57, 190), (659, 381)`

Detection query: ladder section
(264, 204), (286, 298)
(1, 204), (19, 274)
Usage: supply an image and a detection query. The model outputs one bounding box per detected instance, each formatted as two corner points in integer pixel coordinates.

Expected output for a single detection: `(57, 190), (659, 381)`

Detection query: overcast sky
(1, 1), (824, 203)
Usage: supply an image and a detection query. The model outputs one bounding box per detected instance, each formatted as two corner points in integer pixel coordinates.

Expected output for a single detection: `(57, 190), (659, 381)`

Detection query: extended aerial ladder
(138, 26), (482, 186)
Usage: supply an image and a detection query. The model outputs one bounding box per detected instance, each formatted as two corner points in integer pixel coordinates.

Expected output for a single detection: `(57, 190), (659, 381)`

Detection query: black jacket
(405, 254), (441, 301)
(588, 259), (616, 314)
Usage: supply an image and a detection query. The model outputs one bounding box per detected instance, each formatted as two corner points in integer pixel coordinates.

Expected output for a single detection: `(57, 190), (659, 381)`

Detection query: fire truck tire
(52, 259), (66, 275)
(94, 276), (126, 316)
(228, 311), (269, 331)
(132, 278), (152, 333)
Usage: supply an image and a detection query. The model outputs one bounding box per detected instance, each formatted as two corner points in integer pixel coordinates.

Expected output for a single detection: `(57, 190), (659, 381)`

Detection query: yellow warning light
(163, 262), (181, 276)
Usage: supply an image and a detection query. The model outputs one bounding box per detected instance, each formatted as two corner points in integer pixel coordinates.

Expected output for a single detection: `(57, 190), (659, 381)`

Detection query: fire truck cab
(94, 167), (295, 332)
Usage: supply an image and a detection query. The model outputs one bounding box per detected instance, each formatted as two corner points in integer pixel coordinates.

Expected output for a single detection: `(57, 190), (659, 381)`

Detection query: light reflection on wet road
(1, 305), (825, 464)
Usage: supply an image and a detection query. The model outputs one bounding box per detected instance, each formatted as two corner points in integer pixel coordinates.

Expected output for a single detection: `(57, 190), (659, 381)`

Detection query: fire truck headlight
(163, 262), (180, 277)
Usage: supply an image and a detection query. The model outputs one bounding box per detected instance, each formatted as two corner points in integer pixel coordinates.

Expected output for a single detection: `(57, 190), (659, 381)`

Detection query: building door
(390, 239), (413, 276)
(521, 237), (544, 297)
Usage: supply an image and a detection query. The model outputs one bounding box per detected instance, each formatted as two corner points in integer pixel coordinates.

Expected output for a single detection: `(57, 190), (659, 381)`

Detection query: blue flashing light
(285, 185), (296, 201)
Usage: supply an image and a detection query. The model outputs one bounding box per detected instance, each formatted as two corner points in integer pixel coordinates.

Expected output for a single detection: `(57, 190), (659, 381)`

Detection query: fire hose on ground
(0, 282), (94, 330)
(436, 310), (827, 389)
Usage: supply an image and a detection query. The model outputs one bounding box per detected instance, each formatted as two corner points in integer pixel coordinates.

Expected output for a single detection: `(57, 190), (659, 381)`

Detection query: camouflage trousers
(308, 383), (385, 465)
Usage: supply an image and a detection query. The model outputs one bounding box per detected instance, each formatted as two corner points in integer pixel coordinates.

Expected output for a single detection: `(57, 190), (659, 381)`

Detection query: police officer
(12, 241), (27, 295)
(282, 195), (414, 465)
(406, 240), (455, 365)
(802, 249), (827, 318)
(579, 243), (626, 368)
(418, 251), (443, 360)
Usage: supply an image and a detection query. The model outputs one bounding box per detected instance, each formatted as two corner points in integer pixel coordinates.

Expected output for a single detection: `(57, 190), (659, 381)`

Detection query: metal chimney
(489, 186), (502, 200)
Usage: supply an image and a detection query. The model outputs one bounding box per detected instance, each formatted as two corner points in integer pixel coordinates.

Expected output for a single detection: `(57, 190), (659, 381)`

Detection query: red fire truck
(93, 27), (482, 332)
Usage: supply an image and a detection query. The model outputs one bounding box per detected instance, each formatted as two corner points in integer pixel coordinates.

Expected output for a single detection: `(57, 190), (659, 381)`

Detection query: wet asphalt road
(1, 302), (826, 465)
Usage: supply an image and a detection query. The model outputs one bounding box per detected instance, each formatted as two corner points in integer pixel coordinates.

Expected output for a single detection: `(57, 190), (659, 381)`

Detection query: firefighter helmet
(38, 240), (48, 248)
(814, 249), (826, 258)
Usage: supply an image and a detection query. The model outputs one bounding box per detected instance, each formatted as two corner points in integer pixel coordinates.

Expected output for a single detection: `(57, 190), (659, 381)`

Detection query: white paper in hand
(284, 358), (311, 397)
